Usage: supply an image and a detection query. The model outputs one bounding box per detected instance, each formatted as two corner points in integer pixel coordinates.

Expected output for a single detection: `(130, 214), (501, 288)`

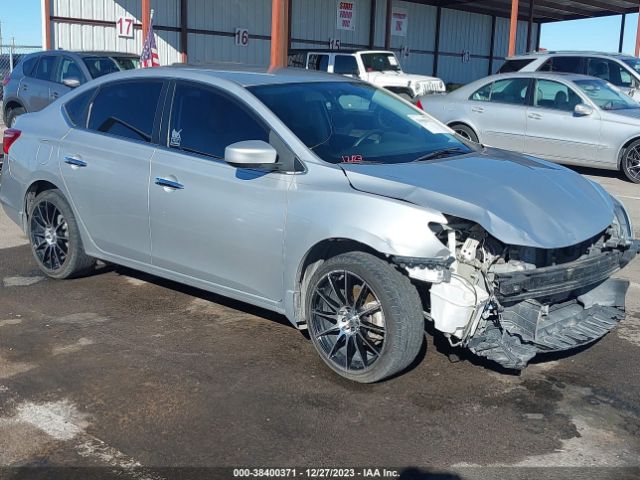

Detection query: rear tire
(7, 106), (25, 128)
(27, 189), (96, 279)
(621, 140), (640, 183)
(450, 123), (479, 143)
(305, 252), (424, 383)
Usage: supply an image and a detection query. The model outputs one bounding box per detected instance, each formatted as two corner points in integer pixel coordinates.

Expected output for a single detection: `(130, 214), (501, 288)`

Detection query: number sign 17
(117, 16), (134, 38)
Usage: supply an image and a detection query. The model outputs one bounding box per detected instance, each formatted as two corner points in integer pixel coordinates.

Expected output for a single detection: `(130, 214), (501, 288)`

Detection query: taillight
(2, 74), (10, 87)
(3, 129), (21, 155)
(416, 99), (424, 110)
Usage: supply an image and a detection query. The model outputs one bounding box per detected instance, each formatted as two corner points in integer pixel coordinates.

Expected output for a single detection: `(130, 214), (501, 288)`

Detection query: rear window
(498, 59), (535, 73)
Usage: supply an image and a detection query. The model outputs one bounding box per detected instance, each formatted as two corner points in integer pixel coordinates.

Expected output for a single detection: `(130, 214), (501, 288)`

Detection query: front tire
(27, 190), (96, 279)
(450, 123), (479, 143)
(305, 252), (424, 383)
(621, 140), (640, 183)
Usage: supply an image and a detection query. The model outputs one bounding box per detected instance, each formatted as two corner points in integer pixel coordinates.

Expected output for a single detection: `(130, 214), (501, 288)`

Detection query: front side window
(250, 81), (474, 165)
(575, 78), (639, 111)
(88, 80), (163, 142)
(533, 80), (581, 112)
(34, 56), (57, 81)
(587, 58), (633, 88)
(83, 57), (121, 79)
(361, 53), (402, 72)
(168, 82), (269, 159)
(333, 55), (359, 75)
(55, 58), (85, 85)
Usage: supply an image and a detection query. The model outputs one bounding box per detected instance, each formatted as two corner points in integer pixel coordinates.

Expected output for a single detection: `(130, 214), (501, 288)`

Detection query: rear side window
(64, 88), (96, 127)
(168, 82), (269, 159)
(334, 55), (359, 75)
(34, 56), (57, 81)
(308, 54), (329, 71)
(88, 80), (163, 142)
(587, 58), (633, 88)
(21, 56), (39, 77)
(539, 56), (583, 74)
(470, 78), (530, 105)
(498, 59), (535, 73)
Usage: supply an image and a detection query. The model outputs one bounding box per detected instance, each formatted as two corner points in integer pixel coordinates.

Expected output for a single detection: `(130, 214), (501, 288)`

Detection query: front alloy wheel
(622, 141), (640, 183)
(305, 252), (424, 383)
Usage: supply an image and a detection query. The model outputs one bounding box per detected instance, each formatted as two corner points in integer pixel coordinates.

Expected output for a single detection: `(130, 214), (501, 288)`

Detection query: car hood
(340, 148), (615, 249)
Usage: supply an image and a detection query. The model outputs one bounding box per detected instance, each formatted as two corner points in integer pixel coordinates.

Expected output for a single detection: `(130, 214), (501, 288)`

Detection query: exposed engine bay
(393, 212), (640, 369)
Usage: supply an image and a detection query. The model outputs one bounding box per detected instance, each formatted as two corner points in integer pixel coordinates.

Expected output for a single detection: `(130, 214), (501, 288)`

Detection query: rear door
(467, 77), (531, 152)
(19, 54), (58, 112)
(524, 79), (601, 164)
(59, 79), (165, 263)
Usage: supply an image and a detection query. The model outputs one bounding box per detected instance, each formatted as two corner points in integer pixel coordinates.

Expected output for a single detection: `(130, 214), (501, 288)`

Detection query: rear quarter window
(64, 88), (97, 127)
(20, 56), (39, 77)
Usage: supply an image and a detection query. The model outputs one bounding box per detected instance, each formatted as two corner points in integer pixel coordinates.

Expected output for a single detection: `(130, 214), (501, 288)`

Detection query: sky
(0, 1), (639, 54)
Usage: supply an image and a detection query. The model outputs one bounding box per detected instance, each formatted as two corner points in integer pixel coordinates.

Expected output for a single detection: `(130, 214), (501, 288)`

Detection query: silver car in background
(423, 72), (640, 183)
(1, 67), (638, 382)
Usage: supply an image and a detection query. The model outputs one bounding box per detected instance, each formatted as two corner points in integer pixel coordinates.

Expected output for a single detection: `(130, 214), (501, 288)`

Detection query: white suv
(289, 49), (446, 101)
(499, 51), (640, 99)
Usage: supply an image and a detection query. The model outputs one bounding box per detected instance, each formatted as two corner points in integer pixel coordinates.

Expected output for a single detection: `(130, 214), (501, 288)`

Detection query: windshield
(249, 82), (474, 165)
(361, 53), (402, 72)
(83, 56), (138, 79)
(574, 79), (639, 110)
(622, 57), (640, 75)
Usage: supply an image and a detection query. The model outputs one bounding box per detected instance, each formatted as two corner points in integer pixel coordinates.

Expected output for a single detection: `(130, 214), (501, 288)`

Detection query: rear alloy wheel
(28, 190), (96, 279)
(451, 124), (479, 143)
(622, 140), (640, 183)
(305, 252), (424, 383)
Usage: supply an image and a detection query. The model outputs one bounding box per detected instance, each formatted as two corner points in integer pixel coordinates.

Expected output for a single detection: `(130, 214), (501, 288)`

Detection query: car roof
(29, 50), (139, 58)
(288, 49), (394, 55)
(87, 65), (354, 87)
(507, 51), (635, 61)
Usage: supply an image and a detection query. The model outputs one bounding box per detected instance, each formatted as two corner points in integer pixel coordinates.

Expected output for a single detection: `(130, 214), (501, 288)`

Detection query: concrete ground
(0, 165), (639, 480)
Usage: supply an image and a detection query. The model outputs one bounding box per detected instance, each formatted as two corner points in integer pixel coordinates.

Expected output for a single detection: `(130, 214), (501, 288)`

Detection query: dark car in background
(2, 50), (139, 127)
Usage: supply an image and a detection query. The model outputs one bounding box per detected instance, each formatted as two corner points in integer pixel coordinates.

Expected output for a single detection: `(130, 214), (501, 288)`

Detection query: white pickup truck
(288, 49), (446, 101)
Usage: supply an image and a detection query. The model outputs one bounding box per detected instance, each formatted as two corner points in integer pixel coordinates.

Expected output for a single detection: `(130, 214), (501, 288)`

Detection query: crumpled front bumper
(467, 242), (639, 369)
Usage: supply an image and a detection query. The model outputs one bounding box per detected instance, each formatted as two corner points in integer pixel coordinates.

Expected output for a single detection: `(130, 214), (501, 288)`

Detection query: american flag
(140, 14), (160, 68)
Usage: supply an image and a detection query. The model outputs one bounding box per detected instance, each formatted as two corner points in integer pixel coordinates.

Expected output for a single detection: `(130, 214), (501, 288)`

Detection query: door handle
(528, 113), (542, 120)
(50, 92), (59, 100)
(21, 85), (28, 91)
(471, 106), (484, 113)
(64, 156), (87, 168)
(155, 177), (184, 190)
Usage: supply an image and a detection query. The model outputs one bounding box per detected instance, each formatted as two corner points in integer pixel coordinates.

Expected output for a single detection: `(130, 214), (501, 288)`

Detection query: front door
(149, 81), (290, 301)
(59, 79), (165, 263)
(524, 79), (601, 164)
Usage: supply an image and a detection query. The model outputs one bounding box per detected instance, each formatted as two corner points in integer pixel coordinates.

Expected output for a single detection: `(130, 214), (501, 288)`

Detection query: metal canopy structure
(424, 0), (640, 23)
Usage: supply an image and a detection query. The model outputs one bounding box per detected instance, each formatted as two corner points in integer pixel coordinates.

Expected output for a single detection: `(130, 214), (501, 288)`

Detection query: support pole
(619, 14), (626, 53)
(180, 0), (188, 63)
(369, 0), (377, 49)
(384, 0), (392, 50)
(636, 4), (640, 57)
(142, 0), (151, 39)
(526, 0), (534, 52)
(488, 15), (496, 75)
(508, 0), (519, 57)
(433, 6), (441, 77)
(270, 0), (289, 70)
(43, 0), (52, 50)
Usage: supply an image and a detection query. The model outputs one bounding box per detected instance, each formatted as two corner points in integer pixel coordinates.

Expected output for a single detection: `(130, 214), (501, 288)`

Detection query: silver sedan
(423, 72), (640, 183)
(1, 67), (638, 382)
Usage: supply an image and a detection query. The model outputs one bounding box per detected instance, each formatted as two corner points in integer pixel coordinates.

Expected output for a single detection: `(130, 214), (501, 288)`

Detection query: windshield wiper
(411, 147), (469, 162)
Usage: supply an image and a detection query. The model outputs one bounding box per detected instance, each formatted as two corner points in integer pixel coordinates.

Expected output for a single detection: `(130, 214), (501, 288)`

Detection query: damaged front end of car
(393, 201), (639, 370)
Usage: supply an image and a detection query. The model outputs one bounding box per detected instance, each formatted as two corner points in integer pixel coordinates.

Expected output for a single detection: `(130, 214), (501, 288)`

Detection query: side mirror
(62, 77), (81, 88)
(574, 103), (594, 117)
(225, 140), (277, 167)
